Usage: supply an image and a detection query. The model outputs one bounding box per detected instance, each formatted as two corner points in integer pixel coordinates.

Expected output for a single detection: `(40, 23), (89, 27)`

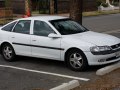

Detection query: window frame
(12, 20), (31, 35)
(33, 20), (57, 37)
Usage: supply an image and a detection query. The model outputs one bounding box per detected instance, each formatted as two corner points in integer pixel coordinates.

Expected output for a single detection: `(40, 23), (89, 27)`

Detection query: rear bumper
(0, 46), (1, 54)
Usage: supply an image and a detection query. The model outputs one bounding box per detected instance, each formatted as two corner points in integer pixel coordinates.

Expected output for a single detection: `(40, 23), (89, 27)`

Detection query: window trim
(12, 20), (31, 35)
(33, 20), (57, 37)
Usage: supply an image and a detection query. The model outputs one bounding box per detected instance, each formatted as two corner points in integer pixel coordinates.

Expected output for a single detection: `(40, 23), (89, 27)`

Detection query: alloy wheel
(70, 53), (83, 69)
(3, 45), (13, 60)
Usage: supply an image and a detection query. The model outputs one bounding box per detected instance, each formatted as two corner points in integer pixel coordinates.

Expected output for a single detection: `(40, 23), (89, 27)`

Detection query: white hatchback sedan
(0, 16), (120, 71)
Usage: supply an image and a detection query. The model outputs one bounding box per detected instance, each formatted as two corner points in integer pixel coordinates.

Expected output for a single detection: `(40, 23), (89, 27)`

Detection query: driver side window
(33, 20), (55, 36)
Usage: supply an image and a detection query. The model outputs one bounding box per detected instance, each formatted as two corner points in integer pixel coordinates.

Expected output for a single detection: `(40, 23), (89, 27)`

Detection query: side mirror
(48, 33), (61, 38)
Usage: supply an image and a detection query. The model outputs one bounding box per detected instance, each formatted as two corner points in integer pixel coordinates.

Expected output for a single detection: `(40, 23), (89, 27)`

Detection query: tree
(25, 0), (31, 16)
(70, 0), (83, 24)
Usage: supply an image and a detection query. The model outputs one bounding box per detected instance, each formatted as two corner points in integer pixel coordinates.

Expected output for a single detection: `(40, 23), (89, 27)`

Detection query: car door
(31, 20), (61, 60)
(10, 20), (31, 56)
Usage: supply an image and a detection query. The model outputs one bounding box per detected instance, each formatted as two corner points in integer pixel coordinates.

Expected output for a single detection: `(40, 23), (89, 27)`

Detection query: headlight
(90, 46), (112, 53)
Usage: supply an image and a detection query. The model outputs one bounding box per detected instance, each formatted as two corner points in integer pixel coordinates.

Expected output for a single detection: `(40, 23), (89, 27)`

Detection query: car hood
(64, 31), (120, 46)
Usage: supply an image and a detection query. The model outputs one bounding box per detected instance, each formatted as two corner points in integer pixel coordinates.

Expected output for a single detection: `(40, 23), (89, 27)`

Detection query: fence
(57, 0), (70, 13)
(31, 0), (50, 14)
(12, 0), (25, 14)
(56, 0), (97, 14)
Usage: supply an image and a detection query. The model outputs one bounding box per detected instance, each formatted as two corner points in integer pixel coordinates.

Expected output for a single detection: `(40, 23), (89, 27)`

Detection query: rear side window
(2, 22), (17, 32)
(13, 20), (31, 34)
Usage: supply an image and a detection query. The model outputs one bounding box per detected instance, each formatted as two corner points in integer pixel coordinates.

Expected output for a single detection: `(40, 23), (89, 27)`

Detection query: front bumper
(84, 51), (120, 65)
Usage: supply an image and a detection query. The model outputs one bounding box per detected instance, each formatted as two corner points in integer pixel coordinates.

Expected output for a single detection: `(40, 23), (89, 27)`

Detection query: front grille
(111, 43), (120, 50)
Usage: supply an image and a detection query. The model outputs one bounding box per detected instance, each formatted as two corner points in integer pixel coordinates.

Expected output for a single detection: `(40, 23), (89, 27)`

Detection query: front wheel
(66, 49), (88, 71)
(2, 44), (15, 61)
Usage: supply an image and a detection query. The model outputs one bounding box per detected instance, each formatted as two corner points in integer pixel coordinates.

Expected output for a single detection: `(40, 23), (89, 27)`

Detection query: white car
(0, 16), (120, 71)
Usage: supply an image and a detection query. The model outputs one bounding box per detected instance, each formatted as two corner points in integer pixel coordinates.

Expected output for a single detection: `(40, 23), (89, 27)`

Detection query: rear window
(2, 22), (17, 32)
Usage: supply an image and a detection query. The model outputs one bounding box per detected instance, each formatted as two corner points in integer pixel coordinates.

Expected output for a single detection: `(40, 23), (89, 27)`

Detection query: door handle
(32, 40), (36, 41)
(11, 37), (15, 38)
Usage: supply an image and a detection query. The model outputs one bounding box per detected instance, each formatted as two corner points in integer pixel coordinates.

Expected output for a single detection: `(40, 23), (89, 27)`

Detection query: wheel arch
(0, 41), (14, 54)
(64, 47), (88, 64)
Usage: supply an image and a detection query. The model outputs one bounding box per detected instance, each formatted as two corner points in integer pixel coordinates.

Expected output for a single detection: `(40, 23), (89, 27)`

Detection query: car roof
(19, 16), (69, 21)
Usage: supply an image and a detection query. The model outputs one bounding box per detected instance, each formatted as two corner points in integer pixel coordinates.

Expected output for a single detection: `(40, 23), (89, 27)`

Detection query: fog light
(98, 59), (106, 62)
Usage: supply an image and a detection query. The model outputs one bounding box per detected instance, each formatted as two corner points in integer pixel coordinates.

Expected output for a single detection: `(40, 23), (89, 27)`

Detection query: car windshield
(50, 19), (89, 35)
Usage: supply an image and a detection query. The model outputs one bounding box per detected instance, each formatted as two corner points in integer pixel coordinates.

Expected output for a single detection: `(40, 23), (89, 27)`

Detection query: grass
(32, 10), (49, 14)
(32, 11), (39, 14)
(32, 10), (120, 17)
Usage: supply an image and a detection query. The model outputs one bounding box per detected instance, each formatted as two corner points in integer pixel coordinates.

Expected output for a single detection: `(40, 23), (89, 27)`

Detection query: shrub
(112, 2), (119, 6)
(101, 3), (109, 7)
(96, 0), (106, 6)
(96, 0), (102, 6)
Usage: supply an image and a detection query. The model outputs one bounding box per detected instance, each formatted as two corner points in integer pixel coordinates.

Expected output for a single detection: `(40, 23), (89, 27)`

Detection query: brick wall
(0, 8), (13, 25)
(0, 8), (13, 18)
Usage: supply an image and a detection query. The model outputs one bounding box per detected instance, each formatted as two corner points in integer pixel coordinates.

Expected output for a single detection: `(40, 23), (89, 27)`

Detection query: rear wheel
(66, 49), (88, 71)
(2, 44), (15, 61)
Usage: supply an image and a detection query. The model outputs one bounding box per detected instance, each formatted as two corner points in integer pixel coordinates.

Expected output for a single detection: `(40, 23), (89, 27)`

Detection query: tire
(66, 49), (88, 71)
(1, 44), (15, 62)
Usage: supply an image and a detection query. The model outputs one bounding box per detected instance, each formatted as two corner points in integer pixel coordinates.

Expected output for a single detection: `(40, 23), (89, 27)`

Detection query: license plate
(116, 51), (120, 57)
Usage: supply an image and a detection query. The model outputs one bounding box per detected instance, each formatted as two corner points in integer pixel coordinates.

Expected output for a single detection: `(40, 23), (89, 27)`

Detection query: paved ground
(83, 14), (120, 33)
(0, 14), (120, 90)
(0, 56), (101, 90)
